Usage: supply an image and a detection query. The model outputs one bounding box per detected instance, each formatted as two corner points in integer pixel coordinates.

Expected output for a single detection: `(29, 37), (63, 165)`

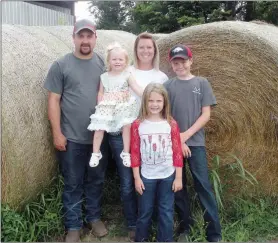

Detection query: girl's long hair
(139, 83), (172, 123)
(133, 32), (160, 70)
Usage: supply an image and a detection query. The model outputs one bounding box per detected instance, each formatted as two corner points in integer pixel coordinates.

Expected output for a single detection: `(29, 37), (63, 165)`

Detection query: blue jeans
(57, 138), (109, 230)
(108, 134), (137, 229)
(175, 146), (221, 240)
(136, 173), (175, 242)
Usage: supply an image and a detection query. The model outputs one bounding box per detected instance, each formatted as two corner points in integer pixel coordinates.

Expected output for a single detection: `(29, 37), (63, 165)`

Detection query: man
(44, 19), (108, 242)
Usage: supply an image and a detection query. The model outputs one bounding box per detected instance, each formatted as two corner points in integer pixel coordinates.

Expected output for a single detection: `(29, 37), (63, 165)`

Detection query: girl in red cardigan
(130, 83), (183, 242)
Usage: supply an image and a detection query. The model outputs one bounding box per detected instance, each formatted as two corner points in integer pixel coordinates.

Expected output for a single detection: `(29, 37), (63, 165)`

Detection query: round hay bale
(151, 33), (168, 41)
(2, 24), (136, 208)
(250, 20), (276, 26)
(157, 21), (278, 195)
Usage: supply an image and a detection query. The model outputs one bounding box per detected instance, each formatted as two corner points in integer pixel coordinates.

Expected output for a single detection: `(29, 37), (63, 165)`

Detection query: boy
(164, 44), (222, 242)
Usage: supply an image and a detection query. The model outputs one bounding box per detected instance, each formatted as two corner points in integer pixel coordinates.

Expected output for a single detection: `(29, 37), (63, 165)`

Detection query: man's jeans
(57, 138), (109, 231)
(136, 173), (175, 242)
(175, 146), (222, 240)
(108, 134), (137, 229)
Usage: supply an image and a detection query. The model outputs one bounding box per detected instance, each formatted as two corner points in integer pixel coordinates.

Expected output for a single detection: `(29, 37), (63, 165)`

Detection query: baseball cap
(169, 44), (192, 61)
(73, 19), (96, 34)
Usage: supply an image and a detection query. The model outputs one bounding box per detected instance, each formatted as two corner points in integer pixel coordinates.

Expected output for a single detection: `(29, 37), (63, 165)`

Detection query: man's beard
(79, 45), (92, 55)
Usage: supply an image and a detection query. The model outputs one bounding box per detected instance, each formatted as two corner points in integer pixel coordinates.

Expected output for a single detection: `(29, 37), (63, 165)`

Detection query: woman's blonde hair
(106, 42), (129, 71)
(139, 83), (172, 123)
(133, 32), (160, 70)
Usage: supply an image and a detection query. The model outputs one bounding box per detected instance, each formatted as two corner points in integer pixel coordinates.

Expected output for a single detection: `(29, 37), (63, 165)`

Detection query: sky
(75, 1), (95, 22)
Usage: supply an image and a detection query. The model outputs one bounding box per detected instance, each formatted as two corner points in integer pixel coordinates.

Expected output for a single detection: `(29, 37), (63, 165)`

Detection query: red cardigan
(130, 119), (184, 168)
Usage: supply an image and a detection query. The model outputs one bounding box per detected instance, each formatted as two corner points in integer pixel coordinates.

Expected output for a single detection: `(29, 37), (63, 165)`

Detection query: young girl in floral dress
(88, 43), (143, 167)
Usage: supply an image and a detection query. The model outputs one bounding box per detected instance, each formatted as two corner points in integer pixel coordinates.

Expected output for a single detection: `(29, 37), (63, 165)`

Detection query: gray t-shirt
(44, 52), (105, 144)
(164, 76), (216, 146)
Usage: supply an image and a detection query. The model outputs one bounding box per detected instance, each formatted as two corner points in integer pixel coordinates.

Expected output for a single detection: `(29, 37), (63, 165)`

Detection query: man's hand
(53, 132), (67, 151)
(134, 177), (145, 195)
(181, 143), (191, 158)
(172, 178), (183, 192)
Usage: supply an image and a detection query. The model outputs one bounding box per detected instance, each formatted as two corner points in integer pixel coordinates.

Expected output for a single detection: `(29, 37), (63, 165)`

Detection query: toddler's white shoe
(120, 151), (131, 167)
(89, 152), (102, 167)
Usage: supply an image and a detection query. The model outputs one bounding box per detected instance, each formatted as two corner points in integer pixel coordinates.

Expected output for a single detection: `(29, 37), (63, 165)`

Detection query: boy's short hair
(168, 44), (192, 61)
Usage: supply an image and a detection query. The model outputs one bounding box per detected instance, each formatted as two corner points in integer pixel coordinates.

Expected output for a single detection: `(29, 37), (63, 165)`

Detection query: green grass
(1, 156), (278, 242)
(179, 195), (278, 242)
(222, 197), (278, 242)
(1, 176), (64, 242)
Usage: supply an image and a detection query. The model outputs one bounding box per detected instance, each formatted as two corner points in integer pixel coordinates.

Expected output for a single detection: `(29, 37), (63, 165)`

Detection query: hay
(250, 20), (276, 26)
(157, 21), (278, 195)
(2, 24), (136, 207)
(151, 33), (168, 41)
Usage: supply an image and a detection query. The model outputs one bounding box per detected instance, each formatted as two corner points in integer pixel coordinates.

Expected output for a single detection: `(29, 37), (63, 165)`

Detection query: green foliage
(1, 168), (121, 242)
(221, 197), (278, 242)
(210, 155), (223, 208)
(180, 153), (277, 242)
(253, 1), (278, 25)
(2, 155), (278, 242)
(1, 176), (64, 242)
(132, 2), (180, 33)
(184, 196), (278, 242)
(88, 1), (138, 32)
(1, 205), (27, 242)
(89, 1), (277, 34)
(210, 154), (258, 209)
(132, 1), (220, 33)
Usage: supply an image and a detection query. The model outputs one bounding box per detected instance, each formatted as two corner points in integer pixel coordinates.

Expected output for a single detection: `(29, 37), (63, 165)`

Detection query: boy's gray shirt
(44, 52), (105, 144)
(164, 76), (216, 146)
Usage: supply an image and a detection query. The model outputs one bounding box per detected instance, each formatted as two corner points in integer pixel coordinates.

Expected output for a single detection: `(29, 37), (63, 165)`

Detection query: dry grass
(158, 21), (278, 195)
(2, 24), (136, 207)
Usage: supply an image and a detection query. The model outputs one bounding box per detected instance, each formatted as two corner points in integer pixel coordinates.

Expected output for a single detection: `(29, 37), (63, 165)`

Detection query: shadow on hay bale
(2, 24), (136, 208)
(158, 21), (278, 195)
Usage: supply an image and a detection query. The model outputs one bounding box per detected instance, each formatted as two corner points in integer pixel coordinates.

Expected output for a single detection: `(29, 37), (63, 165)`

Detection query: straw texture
(158, 21), (278, 195)
(2, 24), (136, 207)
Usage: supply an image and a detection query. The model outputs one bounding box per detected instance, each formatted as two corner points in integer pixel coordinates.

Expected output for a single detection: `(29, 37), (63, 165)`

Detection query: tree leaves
(88, 1), (278, 34)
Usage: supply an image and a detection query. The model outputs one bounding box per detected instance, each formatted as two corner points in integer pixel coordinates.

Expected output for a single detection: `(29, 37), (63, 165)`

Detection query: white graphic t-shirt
(138, 120), (175, 179)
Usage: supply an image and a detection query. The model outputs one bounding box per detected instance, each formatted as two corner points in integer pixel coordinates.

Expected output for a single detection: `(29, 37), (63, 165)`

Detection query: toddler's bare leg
(93, 130), (104, 153)
(89, 130), (104, 167)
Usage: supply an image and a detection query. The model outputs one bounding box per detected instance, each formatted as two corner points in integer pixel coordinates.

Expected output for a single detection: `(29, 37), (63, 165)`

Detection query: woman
(130, 32), (168, 99)
(107, 33), (168, 241)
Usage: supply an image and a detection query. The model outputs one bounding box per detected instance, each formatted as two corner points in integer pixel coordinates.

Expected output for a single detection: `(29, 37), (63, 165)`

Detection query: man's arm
(48, 91), (67, 151)
(180, 106), (211, 143)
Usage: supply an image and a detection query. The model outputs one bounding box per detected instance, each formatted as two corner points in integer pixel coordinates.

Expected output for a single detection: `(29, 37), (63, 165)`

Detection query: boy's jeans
(175, 146), (222, 240)
(135, 173), (175, 242)
(108, 134), (137, 230)
(58, 139), (109, 230)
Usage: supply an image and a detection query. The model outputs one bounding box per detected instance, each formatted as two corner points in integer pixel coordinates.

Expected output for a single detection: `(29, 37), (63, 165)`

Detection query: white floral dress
(87, 70), (139, 133)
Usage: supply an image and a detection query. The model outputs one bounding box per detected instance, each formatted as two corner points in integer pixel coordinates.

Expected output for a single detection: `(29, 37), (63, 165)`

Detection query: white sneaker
(89, 152), (102, 167)
(120, 151), (131, 167)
